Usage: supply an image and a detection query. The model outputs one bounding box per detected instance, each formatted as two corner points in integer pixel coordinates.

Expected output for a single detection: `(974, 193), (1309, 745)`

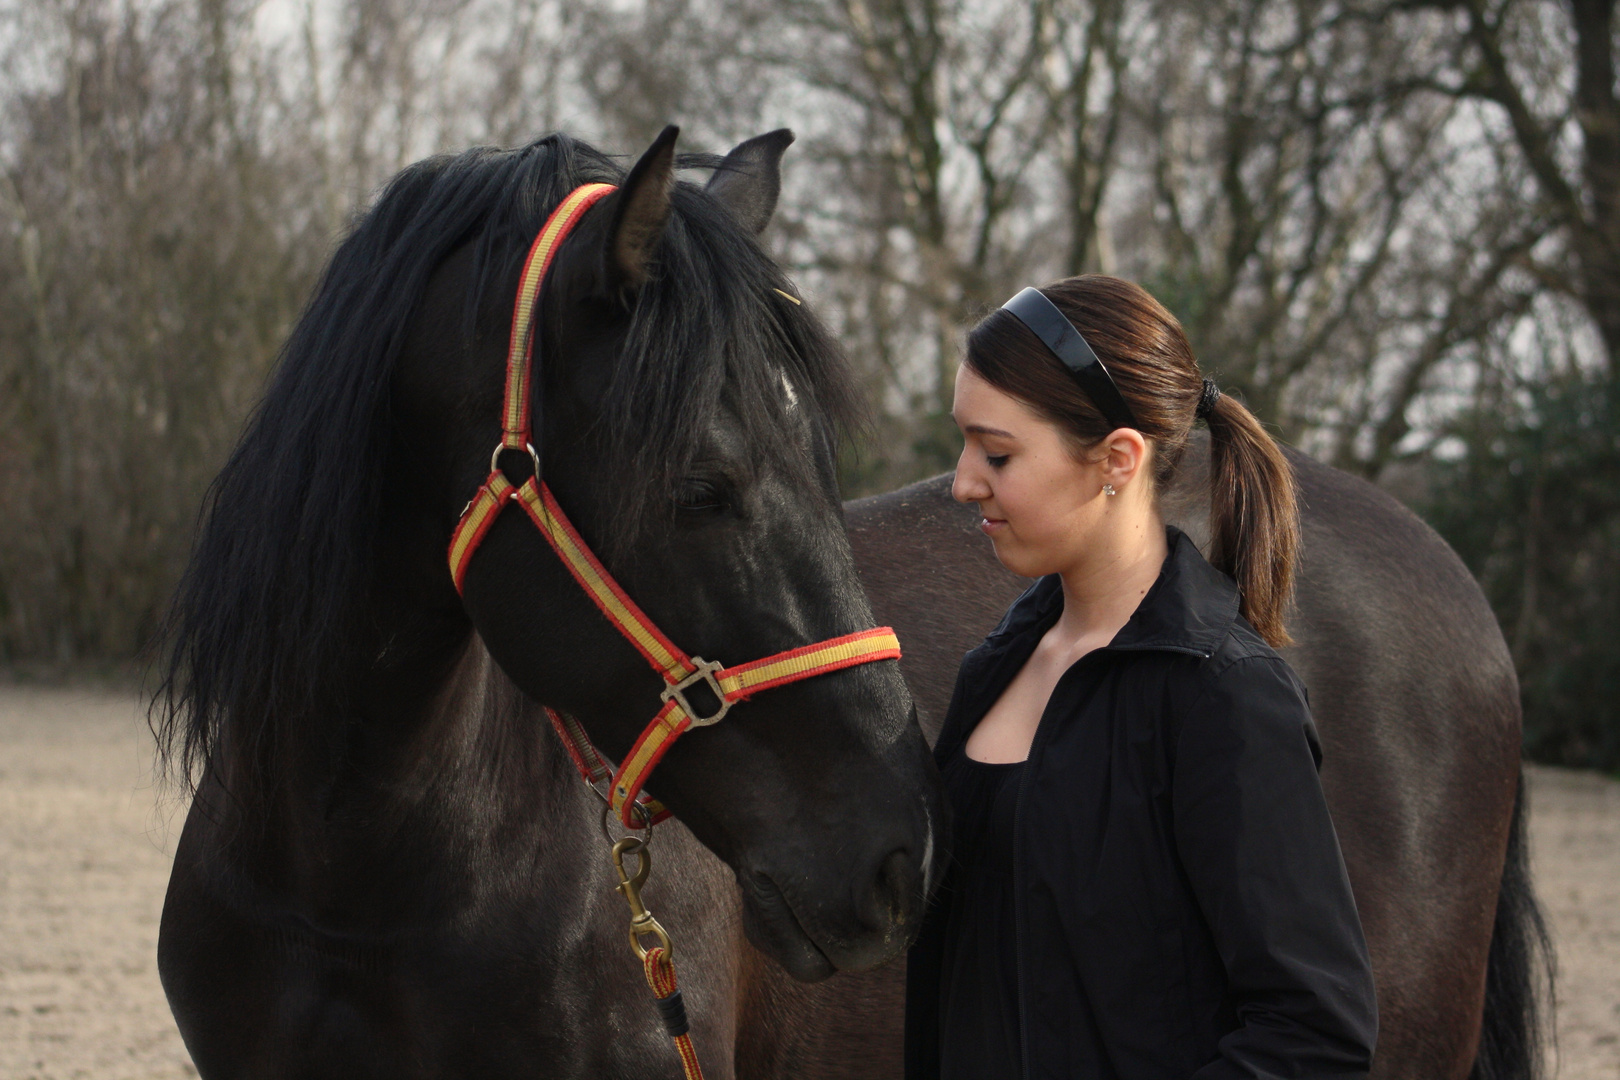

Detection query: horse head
(389, 127), (943, 979)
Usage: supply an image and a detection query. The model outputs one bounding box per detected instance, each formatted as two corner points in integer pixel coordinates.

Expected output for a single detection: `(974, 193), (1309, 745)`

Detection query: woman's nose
(951, 450), (984, 503)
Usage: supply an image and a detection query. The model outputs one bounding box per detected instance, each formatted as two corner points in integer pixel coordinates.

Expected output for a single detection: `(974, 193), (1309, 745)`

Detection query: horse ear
(705, 129), (794, 234)
(605, 124), (679, 290)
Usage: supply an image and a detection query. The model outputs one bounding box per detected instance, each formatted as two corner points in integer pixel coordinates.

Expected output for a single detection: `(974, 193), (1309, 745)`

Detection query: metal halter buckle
(660, 658), (731, 727)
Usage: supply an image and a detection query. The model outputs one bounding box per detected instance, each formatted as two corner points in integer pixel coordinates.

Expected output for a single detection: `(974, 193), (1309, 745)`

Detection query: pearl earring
(1102, 483), (1117, 496)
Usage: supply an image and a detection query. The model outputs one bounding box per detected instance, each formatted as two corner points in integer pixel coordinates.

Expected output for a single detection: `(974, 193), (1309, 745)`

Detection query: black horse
(154, 127), (945, 1078)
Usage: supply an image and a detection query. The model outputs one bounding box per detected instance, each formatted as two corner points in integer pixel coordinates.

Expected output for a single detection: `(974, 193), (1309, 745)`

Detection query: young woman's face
(950, 362), (1111, 578)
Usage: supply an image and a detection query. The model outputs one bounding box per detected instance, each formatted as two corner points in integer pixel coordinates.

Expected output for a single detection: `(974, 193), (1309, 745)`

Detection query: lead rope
(610, 830), (705, 1080)
(643, 948), (702, 1080)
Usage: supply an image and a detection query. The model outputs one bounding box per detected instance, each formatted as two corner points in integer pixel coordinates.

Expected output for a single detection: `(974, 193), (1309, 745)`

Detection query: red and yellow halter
(446, 183), (903, 829)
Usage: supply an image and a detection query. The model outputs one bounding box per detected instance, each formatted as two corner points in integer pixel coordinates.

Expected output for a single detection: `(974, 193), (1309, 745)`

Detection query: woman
(905, 276), (1378, 1079)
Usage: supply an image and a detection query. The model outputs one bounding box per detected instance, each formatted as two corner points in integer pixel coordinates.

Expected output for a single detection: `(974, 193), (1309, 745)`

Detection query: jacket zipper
(1013, 726), (1033, 1080)
(1012, 648), (1103, 1080)
(1012, 654), (1092, 1080)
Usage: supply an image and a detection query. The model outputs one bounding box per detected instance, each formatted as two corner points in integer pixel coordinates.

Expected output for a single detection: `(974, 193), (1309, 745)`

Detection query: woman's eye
(986, 454), (1009, 468)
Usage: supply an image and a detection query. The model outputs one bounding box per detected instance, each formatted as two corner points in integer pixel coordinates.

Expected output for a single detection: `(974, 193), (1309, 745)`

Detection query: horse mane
(152, 132), (862, 802)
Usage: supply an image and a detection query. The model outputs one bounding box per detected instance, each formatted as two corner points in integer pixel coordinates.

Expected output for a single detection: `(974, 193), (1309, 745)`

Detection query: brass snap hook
(611, 836), (673, 960)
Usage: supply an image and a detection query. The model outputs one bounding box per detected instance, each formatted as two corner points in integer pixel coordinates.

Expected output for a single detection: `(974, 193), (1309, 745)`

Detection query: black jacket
(905, 528), (1377, 1080)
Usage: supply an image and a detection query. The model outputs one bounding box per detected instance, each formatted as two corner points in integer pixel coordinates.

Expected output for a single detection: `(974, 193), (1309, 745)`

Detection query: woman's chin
(988, 538), (1048, 580)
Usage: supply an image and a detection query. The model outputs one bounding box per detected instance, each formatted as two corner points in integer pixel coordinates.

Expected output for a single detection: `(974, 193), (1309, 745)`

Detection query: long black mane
(152, 132), (861, 802)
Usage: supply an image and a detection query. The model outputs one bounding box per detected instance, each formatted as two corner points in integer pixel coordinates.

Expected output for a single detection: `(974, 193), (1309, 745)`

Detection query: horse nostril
(870, 847), (918, 928)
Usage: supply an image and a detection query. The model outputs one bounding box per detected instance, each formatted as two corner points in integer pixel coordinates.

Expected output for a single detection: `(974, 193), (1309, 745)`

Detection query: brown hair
(964, 275), (1299, 647)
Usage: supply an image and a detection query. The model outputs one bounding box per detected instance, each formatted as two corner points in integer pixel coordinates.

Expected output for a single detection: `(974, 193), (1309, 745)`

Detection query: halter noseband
(447, 183), (902, 828)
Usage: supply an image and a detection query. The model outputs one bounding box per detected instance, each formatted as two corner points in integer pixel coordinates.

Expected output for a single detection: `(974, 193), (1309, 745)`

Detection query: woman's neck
(1053, 506), (1169, 647)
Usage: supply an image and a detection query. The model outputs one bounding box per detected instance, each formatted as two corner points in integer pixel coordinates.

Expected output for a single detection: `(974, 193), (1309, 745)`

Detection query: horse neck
(333, 630), (750, 1040)
(212, 620), (571, 921)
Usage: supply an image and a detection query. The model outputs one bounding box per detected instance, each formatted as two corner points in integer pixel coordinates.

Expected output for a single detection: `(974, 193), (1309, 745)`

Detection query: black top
(905, 528), (1378, 1080)
(936, 747), (1025, 1080)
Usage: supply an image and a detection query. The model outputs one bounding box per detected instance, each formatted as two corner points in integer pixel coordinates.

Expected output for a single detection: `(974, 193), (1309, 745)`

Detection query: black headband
(1000, 287), (1139, 431)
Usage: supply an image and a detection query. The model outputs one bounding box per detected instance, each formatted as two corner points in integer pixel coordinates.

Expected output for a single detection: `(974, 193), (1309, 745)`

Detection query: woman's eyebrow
(962, 424), (1017, 438)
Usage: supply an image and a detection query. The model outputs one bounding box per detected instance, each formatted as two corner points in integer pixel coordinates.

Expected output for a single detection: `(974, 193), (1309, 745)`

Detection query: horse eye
(673, 478), (726, 513)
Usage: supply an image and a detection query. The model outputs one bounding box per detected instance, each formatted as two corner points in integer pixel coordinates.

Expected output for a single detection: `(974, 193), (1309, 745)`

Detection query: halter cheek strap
(446, 183), (902, 828)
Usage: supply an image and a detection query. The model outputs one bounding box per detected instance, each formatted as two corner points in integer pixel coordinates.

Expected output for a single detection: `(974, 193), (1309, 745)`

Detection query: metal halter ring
(490, 441), (541, 484)
(601, 800), (655, 845)
(661, 658), (732, 727)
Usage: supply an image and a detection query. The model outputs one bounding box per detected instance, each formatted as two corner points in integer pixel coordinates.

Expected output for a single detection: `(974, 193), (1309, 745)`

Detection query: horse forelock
(578, 180), (861, 548)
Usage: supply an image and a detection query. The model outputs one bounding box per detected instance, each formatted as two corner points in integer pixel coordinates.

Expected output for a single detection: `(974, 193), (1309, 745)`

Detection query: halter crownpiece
(446, 182), (903, 829)
(1000, 286), (1138, 431)
(1196, 377), (1221, 420)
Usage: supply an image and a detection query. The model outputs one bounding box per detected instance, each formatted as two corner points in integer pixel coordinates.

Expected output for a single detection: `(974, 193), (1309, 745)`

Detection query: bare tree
(1, 0), (1610, 666)
(1382, 0), (1620, 372)
(0, 0), (323, 660)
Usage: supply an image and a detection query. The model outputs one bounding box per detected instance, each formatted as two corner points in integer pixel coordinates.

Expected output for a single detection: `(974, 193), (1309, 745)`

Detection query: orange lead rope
(446, 184), (903, 1079)
(644, 948), (703, 1079)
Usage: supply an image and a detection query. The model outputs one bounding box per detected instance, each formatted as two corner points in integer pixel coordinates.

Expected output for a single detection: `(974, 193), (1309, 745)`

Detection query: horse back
(844, 479), (1026, 739)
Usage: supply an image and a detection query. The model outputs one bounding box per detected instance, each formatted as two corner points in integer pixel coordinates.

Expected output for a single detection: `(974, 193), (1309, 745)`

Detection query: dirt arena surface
(1, 685), (1616, 1079)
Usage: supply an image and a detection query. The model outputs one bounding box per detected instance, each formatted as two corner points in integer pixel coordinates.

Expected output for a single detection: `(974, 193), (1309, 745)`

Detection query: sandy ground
(0, 686), (1616, 1079)
(0, 687), (192, 1080)
(1533, 766), (1620, 1079)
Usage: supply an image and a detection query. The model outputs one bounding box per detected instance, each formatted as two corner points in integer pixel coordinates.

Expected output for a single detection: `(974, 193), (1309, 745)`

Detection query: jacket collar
(982, 526), (1240, 661)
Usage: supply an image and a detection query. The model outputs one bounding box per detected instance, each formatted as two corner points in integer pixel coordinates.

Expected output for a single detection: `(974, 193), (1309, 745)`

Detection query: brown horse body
(735, 438), (1530, 1080)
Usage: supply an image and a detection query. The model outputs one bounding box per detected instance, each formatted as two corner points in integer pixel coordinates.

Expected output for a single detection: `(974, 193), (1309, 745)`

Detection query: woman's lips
(978, 517), (1007, 536)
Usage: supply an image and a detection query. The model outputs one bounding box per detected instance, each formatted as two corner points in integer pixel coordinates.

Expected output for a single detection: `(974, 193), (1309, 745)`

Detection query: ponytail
(1203, 393), (1299, 648)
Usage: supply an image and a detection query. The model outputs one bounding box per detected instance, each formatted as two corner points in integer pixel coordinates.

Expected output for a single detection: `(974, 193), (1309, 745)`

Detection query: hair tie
(1196, 378), (1221, 420)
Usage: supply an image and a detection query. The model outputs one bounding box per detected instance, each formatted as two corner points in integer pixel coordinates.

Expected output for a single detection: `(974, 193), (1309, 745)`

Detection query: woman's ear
(1099, 428), (1150, 490)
